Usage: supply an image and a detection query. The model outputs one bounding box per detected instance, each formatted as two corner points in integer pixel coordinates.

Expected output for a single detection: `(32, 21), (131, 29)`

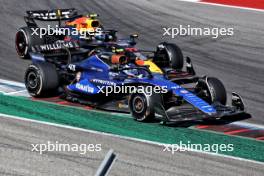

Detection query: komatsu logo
(76, 83), (94, 93)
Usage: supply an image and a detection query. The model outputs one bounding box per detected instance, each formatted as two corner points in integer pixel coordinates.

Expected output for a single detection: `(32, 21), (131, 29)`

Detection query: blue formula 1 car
(24, 40), (246, 123)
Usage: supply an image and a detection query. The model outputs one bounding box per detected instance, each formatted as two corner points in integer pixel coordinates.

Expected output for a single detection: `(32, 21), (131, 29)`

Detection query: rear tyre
(129, 92), (155, 122)
(24, 62), (59, 97)
(154, 42), (184, 70)
(195, 77), (227, 105)
(15, 27), (44, 59)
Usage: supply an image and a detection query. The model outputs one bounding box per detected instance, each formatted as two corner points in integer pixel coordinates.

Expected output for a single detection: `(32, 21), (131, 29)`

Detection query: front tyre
(25, 62), (59, 97)
(195, 77), (227, 105)
(129, 92), (155, 122)
(154, 42), (184, 70)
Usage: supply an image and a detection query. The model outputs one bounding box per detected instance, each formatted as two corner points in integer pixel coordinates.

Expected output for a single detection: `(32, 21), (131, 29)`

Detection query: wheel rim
(133, 96), (145, 113)
(15, 31), (28, 57)
(27, 72), (38, 89)
(195, 82), (212, 104)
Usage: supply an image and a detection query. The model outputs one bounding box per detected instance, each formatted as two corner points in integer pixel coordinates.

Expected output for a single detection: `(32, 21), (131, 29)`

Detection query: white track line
(0, 78), (25, 87)
(175, 0), (264, 13)
(0, 113), (263, 165)
(233, 121), (264, 130)
(3, 89), (28, 95)
(178, 0), (199, 2)
(198, 2), (264, 13)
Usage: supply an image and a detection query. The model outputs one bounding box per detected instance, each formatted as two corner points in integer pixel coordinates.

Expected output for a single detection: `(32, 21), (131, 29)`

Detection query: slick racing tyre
(195, 77), (227, 105)
(154, 42), (184, 70)
(25, 62), (59, 97)
(129, 91), (155, 122)
(15, 27), (44, 59)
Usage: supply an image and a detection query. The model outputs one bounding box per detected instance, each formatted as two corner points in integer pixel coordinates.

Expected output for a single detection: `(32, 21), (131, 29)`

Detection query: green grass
(0, 94), (263, 162)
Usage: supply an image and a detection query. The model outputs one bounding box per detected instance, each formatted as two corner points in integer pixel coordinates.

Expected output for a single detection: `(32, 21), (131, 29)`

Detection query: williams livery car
(15, 8), (103, 59)
(22, 37), (246, 123)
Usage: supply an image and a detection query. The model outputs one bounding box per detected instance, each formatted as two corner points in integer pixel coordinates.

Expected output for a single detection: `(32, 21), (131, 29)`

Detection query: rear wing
(24, 8), (80, 27)
(26, 8), (78, 21)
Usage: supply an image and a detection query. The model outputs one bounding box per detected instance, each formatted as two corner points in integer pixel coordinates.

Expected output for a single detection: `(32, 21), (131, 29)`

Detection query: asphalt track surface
(0, 0), (263, 175)
(0, 116), (263, 176)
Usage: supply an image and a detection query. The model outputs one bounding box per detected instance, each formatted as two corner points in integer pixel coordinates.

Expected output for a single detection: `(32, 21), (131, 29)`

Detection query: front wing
(153, 92), (247, 123)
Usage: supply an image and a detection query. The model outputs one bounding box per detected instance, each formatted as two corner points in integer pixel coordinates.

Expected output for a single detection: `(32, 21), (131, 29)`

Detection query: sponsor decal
(171, 86), (181, 89)
(91, 79), (116, 86)
(180, 90), (188, 94)
(89, 67), (103, 72)
(76, 83), (94, 93)
(32, 41), (78, 52)
(67, 64), (76, 71)
(109, 72), (119, 77)
(30, 11), (71, 20)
